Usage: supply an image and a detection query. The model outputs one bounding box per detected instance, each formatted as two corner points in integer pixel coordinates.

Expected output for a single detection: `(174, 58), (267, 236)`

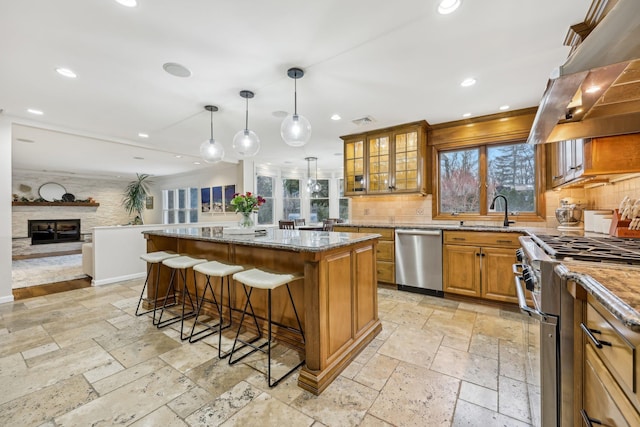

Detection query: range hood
(527, 0), (640, 144)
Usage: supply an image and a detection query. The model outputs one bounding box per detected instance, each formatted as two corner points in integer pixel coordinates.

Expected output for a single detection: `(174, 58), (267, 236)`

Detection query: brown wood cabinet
(333, 226), (395, 285)
(579, 295), (640, 424)
(341, 121), (429, 196)
(442, 231), (522, 303)
(547, 138), (584, 188)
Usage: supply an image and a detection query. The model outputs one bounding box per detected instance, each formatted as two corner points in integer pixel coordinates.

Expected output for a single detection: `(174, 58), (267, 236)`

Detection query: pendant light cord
(245, 96), (249, 131)
(293, 77), (298, 115)
(210, 109), (214, 139)
(315, 158), (318, 182)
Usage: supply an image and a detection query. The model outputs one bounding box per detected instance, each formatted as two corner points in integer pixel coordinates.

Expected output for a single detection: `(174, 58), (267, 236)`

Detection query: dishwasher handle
(395, 229), (441, 236)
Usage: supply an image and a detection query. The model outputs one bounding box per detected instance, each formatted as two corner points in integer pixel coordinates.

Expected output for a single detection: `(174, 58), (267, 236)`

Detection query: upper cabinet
(342, 121), (430, 196)
(548, 138), (585, 188)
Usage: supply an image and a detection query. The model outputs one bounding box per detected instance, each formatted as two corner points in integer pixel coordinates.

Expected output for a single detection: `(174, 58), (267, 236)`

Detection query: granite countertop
(143, 226), (380, 253)
(556, 261), (640, 332)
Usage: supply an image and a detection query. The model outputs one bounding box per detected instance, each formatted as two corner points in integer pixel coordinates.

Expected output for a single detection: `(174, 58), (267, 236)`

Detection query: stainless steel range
(515, 234), (640, 427)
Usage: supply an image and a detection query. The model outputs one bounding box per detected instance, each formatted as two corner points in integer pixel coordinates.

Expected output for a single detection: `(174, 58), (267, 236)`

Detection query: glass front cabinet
(341, 121), (429, 196)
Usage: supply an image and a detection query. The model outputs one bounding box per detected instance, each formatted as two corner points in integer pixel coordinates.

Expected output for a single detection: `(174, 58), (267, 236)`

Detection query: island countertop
(143, 226), (381, 253)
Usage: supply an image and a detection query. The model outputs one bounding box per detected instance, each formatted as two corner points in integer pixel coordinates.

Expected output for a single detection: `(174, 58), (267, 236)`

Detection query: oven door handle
(512, 263), (523, 275)
(514, 274), (557, 324)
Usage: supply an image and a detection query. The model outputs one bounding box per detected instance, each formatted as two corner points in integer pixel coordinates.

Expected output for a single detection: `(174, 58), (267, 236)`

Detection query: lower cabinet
(442, 231), (522, 304)
(334, 226), (395, 285)
(579, 295), (640, 425)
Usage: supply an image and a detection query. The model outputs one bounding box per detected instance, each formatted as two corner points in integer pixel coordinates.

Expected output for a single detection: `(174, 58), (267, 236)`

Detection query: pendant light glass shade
(200, 105), (224, 164)
(305, 156), (321, 193)
(232, 90), (260, 157)
(282, 67), (311, 147)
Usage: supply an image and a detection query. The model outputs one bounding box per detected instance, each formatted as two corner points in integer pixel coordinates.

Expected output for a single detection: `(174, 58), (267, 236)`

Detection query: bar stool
(190, 260), (245, 357)
(228, 268), (305, 387)
(135, 251), (180, 320)
(156, 255), (206, 340)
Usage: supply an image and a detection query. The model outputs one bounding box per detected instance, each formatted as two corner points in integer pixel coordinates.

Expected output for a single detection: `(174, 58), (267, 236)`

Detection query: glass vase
(238, 212), (254, 229)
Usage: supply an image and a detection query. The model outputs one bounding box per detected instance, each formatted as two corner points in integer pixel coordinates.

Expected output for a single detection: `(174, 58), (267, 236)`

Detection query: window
(256, 175), (274, 225)
(437, 141), (538, 217)
(309, 179), (329, 223)
(163, 187), (198, 224)
(282, 179), (301, 220)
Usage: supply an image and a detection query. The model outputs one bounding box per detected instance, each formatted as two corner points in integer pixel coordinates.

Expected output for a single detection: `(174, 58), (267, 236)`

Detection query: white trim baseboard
(92, 272), (145, 287)
(0, 295), (15, 304)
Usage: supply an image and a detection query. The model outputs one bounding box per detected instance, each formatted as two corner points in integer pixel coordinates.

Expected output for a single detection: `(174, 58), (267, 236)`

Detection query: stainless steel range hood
(527, 0), (640, 144)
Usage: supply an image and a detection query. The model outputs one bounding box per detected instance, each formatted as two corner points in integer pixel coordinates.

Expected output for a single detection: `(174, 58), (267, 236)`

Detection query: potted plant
(122, 173), (153, 224)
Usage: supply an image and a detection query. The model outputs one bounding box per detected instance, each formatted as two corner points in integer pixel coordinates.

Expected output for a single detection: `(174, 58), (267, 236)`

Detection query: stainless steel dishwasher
(394, 229), (443, 296)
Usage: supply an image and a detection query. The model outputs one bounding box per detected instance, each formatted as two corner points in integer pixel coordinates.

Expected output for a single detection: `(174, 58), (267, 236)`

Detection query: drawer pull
(496, 239), (513, 243)
(580, 323), (612, 349)
(580, 409), (602, 426)
(452, 237), (466, 241)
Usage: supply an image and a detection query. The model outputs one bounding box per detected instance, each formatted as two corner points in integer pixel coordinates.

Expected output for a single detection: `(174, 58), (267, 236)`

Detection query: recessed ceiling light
(334, 152), (342, 156)
(27, 108), (43, 115)
(115, 0), (137, 7)
(138, 133), (149, 138)
(331, 114), (341, 121)
(272, 110), (288, 118)
(438, 0), (462, 15)
(460, 77), (476, 87)
(193, 161), (201, 165)
(462, 113), (471, 118)
(133, 156), (144, 160)
(55, 67), (77, 78)
(175, 155), (182, 158)
(162, 62), (191, 78)
(585, 86), (600, 94)
(499, 105), (510, 111)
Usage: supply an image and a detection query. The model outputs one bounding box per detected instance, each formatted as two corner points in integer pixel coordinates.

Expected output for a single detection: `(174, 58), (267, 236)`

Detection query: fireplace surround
(28, 219), (81, 245)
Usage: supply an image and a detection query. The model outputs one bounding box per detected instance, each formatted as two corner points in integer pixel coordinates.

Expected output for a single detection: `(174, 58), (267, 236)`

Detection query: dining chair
(322, 219), (336, 231)
(279, 220), (295, 230)
(294, 218), (306, 226)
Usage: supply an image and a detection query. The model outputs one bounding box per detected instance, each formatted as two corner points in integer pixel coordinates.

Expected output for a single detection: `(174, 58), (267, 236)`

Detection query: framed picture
(145, 196), (154, 209)
(200, 187), (211, 212)
(224, 185), (236, 213)
(212, 186), (223, 213)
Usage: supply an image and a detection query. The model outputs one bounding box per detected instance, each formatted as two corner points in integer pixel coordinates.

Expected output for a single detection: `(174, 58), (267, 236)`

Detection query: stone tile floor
(0, 279), (539, 426)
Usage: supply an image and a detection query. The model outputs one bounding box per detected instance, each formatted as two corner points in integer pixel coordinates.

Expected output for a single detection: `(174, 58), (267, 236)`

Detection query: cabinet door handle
(580, 323), (611, 349)
(553, 175), (564, 180)
(580, 409), (602, 426)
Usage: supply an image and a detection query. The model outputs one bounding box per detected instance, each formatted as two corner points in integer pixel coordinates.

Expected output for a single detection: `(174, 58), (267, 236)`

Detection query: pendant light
(232, 90), (260, 158)
(281, 67), (311, 147)
(200, 105), (224, 163)
(305, 157), (321, 193)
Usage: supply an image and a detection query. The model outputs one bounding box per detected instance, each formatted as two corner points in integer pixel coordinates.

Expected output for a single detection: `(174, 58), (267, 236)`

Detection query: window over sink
(436, 141), (539, 220)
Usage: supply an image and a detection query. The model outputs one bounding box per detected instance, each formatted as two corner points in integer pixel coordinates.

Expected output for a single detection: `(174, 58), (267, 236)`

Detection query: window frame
(256, 174), (275, 226)
(162, 187), (199, 224)
(433, 139), (546, 222)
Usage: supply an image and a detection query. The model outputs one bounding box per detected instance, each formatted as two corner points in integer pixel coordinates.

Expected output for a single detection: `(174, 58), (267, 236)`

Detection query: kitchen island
(143, 226), (382, 395)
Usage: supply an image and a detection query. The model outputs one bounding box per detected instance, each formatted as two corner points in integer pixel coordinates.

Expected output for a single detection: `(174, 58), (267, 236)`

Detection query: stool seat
(233, 269), (303, 290)
(194, 260), (244, 278)
(162, 255), (206, 270)
(135, 251), (181, 318)
(140, 251), (179, 264)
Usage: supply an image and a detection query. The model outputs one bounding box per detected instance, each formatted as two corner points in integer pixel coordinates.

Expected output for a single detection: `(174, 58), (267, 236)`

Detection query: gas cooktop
(532, 235), (640, 265)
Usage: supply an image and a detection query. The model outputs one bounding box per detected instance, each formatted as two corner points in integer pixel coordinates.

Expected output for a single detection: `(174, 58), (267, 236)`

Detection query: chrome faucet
(490, 195), (515, 227)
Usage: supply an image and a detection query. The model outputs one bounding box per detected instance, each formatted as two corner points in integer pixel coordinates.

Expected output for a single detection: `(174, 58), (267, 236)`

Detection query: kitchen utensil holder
(608, 209), (640, 238)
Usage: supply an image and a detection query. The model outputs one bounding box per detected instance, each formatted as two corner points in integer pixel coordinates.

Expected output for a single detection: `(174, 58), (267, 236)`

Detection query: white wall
(0, 117), (14, 303)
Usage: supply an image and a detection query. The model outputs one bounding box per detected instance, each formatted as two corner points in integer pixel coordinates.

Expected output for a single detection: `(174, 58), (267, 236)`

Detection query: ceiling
(2, 0), (590, 179)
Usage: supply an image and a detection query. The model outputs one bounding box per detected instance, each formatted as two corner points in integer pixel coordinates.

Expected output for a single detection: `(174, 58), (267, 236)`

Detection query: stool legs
(228, 283), (305, 387)
(156, 267), (198, 340)
(135, 262), (159, 317)
(189, 275), (234, 356)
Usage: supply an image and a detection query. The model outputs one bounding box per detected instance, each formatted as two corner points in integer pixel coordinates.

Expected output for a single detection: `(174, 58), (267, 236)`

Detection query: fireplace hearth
(28, 219), (81, 245)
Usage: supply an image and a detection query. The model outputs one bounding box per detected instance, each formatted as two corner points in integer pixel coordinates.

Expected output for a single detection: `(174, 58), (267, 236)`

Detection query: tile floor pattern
(11, 254), (86, 288)
(0, 279), (539, 426)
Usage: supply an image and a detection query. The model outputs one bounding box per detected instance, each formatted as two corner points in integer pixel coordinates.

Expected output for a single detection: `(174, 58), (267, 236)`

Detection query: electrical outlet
(364, 208), (370, 215)
(416, 208), (424, 215)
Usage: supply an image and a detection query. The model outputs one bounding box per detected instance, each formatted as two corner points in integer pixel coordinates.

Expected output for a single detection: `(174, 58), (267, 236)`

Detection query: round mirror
(39, 182), (67, 202)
